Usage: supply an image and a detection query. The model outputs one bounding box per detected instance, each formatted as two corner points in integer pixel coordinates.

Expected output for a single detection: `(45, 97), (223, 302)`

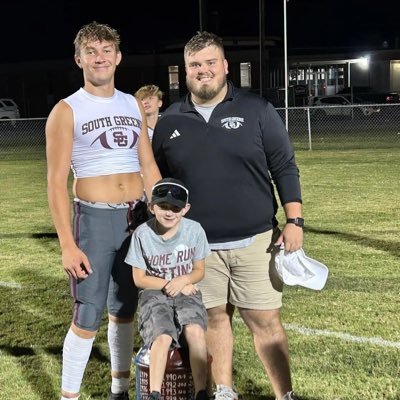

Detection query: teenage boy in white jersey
(45, 21), (161, 400)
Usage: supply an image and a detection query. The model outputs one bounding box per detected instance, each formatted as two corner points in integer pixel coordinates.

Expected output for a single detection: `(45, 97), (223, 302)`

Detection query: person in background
(125, 178), (210, 400)
(45, 21), (161, 400)
(135, 84), (164, 142)
(152, 31), (303, 400)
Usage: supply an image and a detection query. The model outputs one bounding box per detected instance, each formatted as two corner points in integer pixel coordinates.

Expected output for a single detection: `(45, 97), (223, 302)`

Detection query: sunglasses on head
(151, 183), (189, 202)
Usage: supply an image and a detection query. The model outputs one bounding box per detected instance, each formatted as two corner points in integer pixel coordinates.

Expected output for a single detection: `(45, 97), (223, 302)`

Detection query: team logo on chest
(91, 127), (139, 149)
(221, 117), (244, 130)
(80, 115), (141, 149)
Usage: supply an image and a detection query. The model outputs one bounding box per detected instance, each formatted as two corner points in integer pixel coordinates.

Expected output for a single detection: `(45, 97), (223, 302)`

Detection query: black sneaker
(148, 391), (161, 400)
(108, 391), (129, 400)
(195, 389), (208, 400)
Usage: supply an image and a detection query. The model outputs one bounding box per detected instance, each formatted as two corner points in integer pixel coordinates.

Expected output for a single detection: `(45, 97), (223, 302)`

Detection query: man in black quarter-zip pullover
(152, 31), (303, 400)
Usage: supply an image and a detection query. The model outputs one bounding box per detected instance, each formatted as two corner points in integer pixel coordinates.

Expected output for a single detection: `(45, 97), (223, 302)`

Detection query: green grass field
(0, 146), (399, 400)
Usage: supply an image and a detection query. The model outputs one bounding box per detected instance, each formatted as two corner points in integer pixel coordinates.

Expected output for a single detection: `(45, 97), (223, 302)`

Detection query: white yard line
(0, 284), (398, 348)
(0, 281), (22, 289)
(233, 316), (400, 348)
(285, 323), (400, 348)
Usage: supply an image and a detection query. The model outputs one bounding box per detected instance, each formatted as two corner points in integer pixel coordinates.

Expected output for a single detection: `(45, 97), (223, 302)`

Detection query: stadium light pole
(259, 0), (265, 97)
(199, 0), (204, 31)
(284, 0), (289, 130)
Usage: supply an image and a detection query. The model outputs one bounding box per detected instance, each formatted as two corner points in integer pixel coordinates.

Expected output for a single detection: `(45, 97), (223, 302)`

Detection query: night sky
(2, 0), (399, 63)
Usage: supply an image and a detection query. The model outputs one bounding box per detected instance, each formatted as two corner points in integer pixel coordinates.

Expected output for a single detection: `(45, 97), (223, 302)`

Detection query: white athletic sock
(108, 320), (134, 393)
(61, 397), (79, 400)
(111, 377), (130, 394)
(61, 328), (95, 394)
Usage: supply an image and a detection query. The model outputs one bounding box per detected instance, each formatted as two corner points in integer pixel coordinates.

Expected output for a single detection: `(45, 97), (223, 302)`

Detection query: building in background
(1, 39), (400, 117)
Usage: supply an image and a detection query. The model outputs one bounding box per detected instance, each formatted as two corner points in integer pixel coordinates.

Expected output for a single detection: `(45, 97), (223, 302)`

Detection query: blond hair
(135, 84), (164, 101)
(73, 21), (120, 56)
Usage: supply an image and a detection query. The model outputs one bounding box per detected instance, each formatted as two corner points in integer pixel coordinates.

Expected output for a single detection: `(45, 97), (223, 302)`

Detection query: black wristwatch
(286, 217), (304, 228)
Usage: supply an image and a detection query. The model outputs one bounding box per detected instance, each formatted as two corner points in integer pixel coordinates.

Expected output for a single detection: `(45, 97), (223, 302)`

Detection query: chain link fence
(276, 103), (400, 150)
(1, 103), (400, 162)
(1, 118), (47, 161)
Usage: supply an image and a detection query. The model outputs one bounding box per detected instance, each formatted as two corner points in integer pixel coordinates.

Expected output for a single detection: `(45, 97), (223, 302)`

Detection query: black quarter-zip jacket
(152, 81), (302, 244)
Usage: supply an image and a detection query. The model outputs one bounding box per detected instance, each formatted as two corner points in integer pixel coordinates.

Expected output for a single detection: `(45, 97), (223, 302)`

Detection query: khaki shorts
(197, 229), (283, 310)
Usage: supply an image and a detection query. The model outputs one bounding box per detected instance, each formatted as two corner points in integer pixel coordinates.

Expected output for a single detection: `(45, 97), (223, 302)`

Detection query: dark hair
(184, 31), (225, 57)
(129, 200), (150, 231)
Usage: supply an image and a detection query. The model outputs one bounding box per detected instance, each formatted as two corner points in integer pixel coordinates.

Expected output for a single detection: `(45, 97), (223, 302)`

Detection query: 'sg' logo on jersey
(91, 127), (139, 149)
(221, 117), (244, 130)
(113, 131), (128, 146)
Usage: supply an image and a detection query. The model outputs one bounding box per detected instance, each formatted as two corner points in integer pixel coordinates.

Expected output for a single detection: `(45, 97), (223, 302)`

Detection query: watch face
(296, 218), (304, 227)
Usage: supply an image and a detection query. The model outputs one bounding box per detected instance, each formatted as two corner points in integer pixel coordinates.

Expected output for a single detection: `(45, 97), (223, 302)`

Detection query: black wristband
(286, 217), (304, 228)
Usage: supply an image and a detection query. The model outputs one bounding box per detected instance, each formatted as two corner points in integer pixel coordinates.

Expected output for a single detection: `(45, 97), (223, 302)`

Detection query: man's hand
(275, 224), (303, 252)
(62, 245), (92, 279)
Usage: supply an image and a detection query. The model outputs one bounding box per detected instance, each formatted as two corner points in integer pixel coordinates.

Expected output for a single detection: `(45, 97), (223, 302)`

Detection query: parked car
(310, 95), (381, 118)
(337, 87), (400, 104)
(0, 98), (20, 126)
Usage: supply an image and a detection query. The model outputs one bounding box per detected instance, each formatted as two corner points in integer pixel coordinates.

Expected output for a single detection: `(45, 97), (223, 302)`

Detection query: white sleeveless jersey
(64, 88), (142, 178)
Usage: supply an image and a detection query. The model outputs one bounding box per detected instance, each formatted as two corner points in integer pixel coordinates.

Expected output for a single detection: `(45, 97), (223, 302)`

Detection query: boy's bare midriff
(74, 172), (144, 203)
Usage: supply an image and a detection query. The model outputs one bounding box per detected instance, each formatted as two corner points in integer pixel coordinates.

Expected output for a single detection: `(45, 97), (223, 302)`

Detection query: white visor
(275, 247), (329, 290)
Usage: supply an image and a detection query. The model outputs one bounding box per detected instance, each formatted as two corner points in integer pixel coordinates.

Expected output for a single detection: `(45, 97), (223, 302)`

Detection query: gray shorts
(138, 289), (207, 348)
(71, 201), (138, 331)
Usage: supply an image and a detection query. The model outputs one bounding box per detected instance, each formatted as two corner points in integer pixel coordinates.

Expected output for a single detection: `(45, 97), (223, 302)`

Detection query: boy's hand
(180, 284), (198, 296)
(164, 276), (189, 297)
